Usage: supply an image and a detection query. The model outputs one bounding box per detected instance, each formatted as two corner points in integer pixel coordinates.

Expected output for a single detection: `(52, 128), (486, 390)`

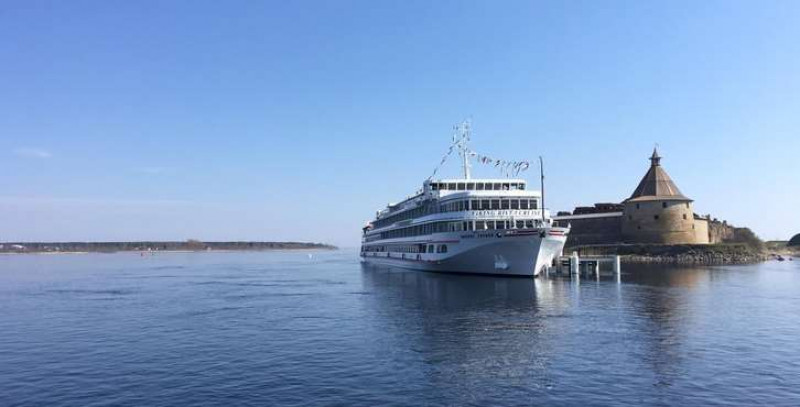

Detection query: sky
(1, 0), (799, 247)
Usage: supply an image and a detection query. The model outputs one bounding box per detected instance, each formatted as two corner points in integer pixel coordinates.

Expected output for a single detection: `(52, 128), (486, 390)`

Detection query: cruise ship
(360, 123), (570, 277)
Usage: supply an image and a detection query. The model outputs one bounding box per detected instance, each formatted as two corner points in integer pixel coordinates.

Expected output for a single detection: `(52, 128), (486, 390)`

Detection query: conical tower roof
(625, 148), (691, 202)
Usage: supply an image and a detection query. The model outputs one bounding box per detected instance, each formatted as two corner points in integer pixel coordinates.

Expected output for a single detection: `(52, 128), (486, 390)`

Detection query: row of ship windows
(429, 182), (525, 191)
(372, 205), (430, 229)
(368, 219), (544, 241)
(440, 198), (539, 212)
(362, 244), (448, 254)
(373, 198), (541, 230)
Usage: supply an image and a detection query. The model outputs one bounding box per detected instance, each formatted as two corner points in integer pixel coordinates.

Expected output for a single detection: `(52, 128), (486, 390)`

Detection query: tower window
(636, 204), (640, 209)
(662, 202), (667, 208)
(654, 215), (659, 220)
(683, 214), (687, 220)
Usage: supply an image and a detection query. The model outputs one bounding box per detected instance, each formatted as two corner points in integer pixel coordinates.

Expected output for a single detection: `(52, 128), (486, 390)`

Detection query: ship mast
(539, 156), (546, 223)
(430, 119), (530, 181)
(455, 120), (472, 179)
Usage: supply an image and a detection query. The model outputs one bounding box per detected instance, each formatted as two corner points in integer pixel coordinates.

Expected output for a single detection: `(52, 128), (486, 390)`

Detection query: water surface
(1, 250), (799, 406)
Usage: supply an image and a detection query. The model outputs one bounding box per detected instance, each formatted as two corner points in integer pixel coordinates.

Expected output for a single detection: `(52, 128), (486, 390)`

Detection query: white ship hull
(360, 227), (568, 277)
(360, 124), (569, 278)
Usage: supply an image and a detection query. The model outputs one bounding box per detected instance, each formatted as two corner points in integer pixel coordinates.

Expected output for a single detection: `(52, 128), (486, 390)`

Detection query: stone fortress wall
(707, 218), (735, 243)
(694, 217), (710, 244)
(555, 203), (623, 246)
(557, 204), (735, 248)
(559, 214), (623, 246)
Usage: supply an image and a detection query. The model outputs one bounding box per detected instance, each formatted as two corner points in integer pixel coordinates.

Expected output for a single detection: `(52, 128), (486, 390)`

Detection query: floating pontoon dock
(547, 251), (621, 281)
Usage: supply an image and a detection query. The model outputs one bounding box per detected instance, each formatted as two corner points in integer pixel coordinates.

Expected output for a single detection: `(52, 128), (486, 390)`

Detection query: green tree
(186, 239), (206, 251)
(730, 228), (764, 251)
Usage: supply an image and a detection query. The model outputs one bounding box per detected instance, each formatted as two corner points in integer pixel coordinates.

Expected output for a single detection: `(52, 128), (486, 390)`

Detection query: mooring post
(613, 255), (621, 282)
(570, 251), (579, 275)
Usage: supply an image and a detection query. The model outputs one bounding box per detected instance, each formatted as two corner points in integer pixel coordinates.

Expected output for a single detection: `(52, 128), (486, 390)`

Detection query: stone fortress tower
(621, 148), (707, 244)
(553, 147), (729, 247)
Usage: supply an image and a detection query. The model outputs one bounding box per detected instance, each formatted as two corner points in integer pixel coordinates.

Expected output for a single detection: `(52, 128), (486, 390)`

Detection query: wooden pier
(546, 251), (621, 281)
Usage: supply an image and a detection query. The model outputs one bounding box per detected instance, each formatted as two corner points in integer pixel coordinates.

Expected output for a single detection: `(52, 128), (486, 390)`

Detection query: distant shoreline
(0, 241), (338, 254)
(0, 249), (337, 255)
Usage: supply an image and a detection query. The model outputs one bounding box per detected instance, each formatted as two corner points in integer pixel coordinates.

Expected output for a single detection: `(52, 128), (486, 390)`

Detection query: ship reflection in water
(359, 261), (800, 405)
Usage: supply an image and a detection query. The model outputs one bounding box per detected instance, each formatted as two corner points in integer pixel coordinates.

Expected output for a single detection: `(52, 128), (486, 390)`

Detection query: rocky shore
(568, 243), (770, 265)
(622, 252), (769, 265)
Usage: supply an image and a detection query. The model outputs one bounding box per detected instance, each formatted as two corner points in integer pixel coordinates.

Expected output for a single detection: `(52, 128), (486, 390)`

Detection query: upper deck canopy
(425, 179), (527, 192)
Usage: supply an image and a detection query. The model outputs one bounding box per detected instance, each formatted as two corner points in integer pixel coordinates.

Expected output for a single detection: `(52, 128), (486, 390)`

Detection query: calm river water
(1, 249), (799, 406)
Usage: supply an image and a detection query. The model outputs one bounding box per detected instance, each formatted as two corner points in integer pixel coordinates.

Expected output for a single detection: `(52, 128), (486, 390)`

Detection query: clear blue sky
(2, 1), (799, 246)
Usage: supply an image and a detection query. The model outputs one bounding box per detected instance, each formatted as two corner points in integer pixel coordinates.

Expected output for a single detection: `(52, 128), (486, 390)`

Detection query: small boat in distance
(360, 122), (570, 276)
